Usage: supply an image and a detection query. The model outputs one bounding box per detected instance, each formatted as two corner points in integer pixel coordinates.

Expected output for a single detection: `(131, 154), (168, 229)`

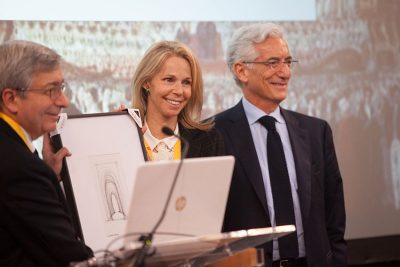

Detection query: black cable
(133, 126), (189, 267)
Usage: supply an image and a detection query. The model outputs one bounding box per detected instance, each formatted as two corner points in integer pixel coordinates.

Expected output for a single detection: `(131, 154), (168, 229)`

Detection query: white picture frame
(52, 111), (147, 252)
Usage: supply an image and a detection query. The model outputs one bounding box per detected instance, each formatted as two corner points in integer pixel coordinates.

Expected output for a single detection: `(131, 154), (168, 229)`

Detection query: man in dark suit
(214, 23), (347, 267)
(0, 40), (93, 266)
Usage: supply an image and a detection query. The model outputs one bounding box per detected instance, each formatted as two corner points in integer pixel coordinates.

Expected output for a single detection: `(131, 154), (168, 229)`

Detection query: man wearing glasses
(214, 23), (347, 267)
(0, 40), (93, 266)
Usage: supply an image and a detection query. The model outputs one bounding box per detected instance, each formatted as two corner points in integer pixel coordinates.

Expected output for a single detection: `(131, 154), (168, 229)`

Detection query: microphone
(152, 126), (189, 232)
(161, 126), (175, 137)
(133, 126), (189, 267)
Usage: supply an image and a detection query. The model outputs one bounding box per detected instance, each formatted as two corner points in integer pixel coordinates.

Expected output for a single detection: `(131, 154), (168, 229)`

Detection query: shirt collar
(242, 97), (285, 126)
(143, 120), (179, 151)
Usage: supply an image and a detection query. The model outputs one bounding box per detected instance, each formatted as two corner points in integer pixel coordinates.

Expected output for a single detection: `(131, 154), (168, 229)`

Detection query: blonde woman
(131, 41), (224, 160)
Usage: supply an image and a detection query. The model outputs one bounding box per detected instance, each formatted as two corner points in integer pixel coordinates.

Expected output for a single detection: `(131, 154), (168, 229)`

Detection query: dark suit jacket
(179, 124), (225, 158)
(0, 119), (93, 267)
(214, 101), (347, 267)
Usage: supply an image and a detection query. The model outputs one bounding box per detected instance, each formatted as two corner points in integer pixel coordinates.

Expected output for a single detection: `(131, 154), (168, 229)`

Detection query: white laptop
(124, 156), (235, 247)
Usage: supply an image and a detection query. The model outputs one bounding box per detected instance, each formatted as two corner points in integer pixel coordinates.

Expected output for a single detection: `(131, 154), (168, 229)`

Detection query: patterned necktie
(258, 115), (299, 258)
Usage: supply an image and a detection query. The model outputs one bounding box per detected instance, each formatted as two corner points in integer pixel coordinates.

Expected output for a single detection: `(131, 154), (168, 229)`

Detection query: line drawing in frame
(90, 153), (128, 237)
(51, 111), (147, 251)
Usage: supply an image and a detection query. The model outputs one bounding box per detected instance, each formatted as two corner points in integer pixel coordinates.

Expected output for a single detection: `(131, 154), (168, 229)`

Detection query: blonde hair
(131, 40), (212, 130)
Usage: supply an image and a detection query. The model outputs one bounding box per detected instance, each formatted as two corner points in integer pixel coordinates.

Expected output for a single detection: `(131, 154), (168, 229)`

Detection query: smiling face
(145, 55), (192, 126)
(235, 37), (291, 113)
(13, 67), (69, 140)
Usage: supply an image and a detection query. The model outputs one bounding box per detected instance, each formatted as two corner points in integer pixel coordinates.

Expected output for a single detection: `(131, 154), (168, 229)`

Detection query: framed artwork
(51, 111), (147, 252)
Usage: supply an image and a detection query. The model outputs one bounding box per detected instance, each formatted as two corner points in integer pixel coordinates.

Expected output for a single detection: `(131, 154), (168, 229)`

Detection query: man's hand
(42, 134), (71, 181)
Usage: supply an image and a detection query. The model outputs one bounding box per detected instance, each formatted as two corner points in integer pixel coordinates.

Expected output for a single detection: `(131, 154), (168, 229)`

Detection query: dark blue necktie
(259, 115), (299, 259)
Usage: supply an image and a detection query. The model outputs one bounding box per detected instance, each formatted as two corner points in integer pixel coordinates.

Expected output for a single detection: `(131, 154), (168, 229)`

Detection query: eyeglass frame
(14, 82), (67, 100)
(242, 57), (299, 70)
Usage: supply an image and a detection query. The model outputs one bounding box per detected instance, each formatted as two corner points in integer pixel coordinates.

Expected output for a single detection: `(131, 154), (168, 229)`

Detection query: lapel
(0, 118), (31, 152)
(224, 101), (269, 214)
(280, 108), (312, 223)
(1, 118), (71, 213)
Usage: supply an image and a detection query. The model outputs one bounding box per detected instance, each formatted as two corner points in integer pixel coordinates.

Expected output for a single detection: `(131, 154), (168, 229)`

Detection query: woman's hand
(115, 104), (127, 112)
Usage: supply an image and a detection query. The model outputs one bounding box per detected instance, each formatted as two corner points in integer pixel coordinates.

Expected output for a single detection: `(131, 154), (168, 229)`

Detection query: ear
(143, 82), (150, 90)
(1, 88), (21, 114)
(233, 62), (249, 84)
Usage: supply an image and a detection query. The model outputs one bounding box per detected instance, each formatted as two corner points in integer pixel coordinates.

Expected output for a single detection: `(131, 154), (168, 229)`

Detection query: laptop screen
(124, 156), (235, 245)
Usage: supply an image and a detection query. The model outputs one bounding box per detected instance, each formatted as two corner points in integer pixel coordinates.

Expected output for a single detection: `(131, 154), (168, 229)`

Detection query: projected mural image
(1, 0), (399, 240)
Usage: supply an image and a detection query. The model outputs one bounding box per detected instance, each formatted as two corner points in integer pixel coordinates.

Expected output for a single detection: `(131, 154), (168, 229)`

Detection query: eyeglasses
(242, 58), (299, 70)
(16, 82), (67, 100)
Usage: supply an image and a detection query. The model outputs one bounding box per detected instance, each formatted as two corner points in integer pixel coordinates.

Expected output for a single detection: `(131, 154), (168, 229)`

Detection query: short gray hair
(226, 23), (285, 86)
(0, 40), (61, 105)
